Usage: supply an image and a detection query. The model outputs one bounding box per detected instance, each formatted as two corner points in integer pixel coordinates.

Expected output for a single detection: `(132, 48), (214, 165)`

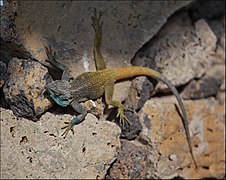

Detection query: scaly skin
(45, 9), (198, 168)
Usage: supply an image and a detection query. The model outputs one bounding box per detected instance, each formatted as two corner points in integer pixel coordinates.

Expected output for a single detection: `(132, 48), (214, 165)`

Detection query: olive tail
(114, 66), (198, 168)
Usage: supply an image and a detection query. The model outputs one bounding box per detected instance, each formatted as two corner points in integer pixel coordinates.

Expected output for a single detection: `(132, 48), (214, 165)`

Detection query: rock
(120, 111), (142, 140)
(0, 6), (32, 63)
(182, 65), (225, 99)
(137, 97), (225, 179)
(132, 16), (217, 92)
(11, 1), (193, 102)
(124, 76), (155, 110)
(13, 1), (192, 74)
(106, 140), (147, 179)
(189, 0), (225, 20)
(3, 58), (52, 119)
(215, 30), (225, 64)
(127, 15), (217, 110)
(0, 108), (121, 179)
(216, 91), (225, 105)
(0, 61), (7, 88)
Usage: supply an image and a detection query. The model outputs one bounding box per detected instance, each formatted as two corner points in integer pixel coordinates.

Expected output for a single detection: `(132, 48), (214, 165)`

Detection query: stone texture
(0, 108), (121, 179)
(0, 61), (7, 88)
(182, 65), (225, 99)
(124, 76), (155, 110)
(127, 14), (217, 111)
(1, 1), (225, 179)
(11, 1), (192, 102)
(120, 111), (142, 140)
(189, 0), (225, 20)
(13, 1), (192, 74)
(3, 58), (52, 119)
(0, 2), (32, 64)
(132, 15), (217, 91)
(138, 97), (225, 179)
(106, 140), (148, 179)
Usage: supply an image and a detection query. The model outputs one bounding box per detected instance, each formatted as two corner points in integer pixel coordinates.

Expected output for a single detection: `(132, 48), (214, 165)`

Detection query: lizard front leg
(45, 46), (71, 81)
(61, 100), (88, 138)
(104, 80), (130, 127)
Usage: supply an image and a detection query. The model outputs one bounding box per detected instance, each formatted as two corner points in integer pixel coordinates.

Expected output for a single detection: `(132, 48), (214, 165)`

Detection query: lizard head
(45, 80), (72, 100)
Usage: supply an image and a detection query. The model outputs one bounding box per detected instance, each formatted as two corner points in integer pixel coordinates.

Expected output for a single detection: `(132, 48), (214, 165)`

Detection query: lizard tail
(114, 66), (198, 168)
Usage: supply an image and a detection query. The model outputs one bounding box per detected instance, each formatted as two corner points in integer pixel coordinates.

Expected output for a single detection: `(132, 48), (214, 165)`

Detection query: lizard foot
(116, 106), (131, 128)
(61, 121), (75, 139)
(61, 114), (86, 138)
(45, 45), (57, 64)
(91, 8), (104, 32)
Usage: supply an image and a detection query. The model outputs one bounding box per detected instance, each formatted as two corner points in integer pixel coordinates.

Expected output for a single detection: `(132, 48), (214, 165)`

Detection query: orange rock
(141, 97), (225, 178)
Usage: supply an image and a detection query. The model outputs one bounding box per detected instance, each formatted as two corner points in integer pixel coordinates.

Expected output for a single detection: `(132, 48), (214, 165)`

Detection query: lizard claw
(116, 107), (131, 128)
(45, 45), (57, 64)
(61, 114), (86, 138)
(61, 121), (75, 139)
(91, 8), (104, 31)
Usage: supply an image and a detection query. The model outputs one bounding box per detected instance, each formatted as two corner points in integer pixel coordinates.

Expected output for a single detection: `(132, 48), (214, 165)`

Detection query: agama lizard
(45, 10), (197, 168)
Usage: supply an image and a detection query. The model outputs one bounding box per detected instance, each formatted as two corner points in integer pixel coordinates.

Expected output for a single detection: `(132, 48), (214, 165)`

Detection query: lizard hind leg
(105, 81), (131, 128)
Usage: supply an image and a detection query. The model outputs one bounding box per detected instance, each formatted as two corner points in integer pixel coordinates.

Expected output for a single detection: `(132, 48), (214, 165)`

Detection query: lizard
(45, 9), (198, 168)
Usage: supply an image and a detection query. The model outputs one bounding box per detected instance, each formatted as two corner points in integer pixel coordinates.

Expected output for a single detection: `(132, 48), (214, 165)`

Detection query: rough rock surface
(133, 16), (217, 90)
(106, 140), (148, 179)
(0, 61), (7, 88)
(141, 97), (225, 179)
(107, 97), (225, 179)
(124, 76), (155, 111)
(3, 58), (52, 119)
(11, 1), (192, 102)
(0, 1), (225, 179)
(182, 65), (225, 99)
(13, 1), (192, 73)
(0, 108), (121, 179)
(126, 14), (217, 110)
(0, 2), (32, 63)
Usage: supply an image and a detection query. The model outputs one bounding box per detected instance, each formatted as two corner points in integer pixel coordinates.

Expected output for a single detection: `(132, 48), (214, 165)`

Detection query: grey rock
(12, 1), (193, 102)
(124, 76), (155, 111)
(120, 111), (142, 140)
(106, 139), (147, 179)
(0, 7), (31, 63)
(0, 61), (7, 88)
(0, 108), (121, 179)
(189, 0), (225, 20)
(182, 65), (225, 99)
(132, 15), (217, 92)
(14, 1), (192, 74)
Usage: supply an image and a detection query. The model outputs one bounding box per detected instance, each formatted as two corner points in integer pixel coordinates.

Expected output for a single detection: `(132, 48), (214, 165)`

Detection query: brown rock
(3, 58), (52, 119)
(139, 97), (225, 179)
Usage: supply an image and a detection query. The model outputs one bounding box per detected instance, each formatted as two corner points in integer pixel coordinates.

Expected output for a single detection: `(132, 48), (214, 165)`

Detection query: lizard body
(45, 10), (197, 168)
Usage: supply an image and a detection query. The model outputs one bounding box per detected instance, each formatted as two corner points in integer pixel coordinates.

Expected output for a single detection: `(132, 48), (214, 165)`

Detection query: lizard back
(69, 69), (117, 102)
